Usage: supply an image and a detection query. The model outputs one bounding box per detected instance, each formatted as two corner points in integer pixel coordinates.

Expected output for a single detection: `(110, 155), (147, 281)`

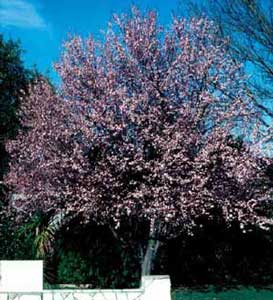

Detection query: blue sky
(0, 0), (182, 83)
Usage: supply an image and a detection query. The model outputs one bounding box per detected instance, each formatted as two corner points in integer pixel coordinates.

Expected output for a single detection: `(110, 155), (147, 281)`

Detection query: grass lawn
(171, 286), (273, 300)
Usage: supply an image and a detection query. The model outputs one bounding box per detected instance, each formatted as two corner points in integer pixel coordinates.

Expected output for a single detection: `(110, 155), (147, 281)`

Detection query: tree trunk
(141, 238), (161, 276)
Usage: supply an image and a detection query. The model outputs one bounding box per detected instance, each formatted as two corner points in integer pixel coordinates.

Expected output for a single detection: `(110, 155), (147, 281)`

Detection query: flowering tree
(4, 8), (273, 275)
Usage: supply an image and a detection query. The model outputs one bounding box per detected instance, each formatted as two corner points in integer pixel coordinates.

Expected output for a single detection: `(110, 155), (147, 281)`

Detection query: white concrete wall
(0, 261), (171, 300)
(0, 261), (43, 292)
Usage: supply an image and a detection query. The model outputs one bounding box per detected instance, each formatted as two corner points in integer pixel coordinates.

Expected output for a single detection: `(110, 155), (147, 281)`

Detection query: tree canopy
(0, 34), (34, 180)
(4, 8), (273, 275)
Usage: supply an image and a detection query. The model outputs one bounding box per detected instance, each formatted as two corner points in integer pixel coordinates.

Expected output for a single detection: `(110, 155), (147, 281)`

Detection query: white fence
(0, 261), (171, 300)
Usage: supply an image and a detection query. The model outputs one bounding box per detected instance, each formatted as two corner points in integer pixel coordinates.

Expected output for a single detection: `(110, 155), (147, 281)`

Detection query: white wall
(0, 261), (171, 300)
(0, 261), (43, 292)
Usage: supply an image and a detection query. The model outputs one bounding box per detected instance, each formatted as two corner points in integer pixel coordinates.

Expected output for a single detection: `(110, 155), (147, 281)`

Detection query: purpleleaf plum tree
(4, 8), (273, 275)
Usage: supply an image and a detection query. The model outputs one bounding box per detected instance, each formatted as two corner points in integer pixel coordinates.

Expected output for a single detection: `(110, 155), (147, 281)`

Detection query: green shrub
(57, 251), (89, 284)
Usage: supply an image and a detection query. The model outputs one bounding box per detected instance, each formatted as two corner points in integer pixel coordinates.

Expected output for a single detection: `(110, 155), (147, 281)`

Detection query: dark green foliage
(57, 251), (89, 284)
(0, 35), (27, 140)
(0, 35), (30, 255)
(52, 221), (141, 288)
(46, 219), (273, 288)
(3, 212), (273, 288)
(0, 34), (33, 177)
(154, 222), (273, 288)
(0, 35), (43, 260)
(0, 212), (44, 260)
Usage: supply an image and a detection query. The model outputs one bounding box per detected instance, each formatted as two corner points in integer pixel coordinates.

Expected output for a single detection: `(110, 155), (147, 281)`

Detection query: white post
(141, 275), (171, 300)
